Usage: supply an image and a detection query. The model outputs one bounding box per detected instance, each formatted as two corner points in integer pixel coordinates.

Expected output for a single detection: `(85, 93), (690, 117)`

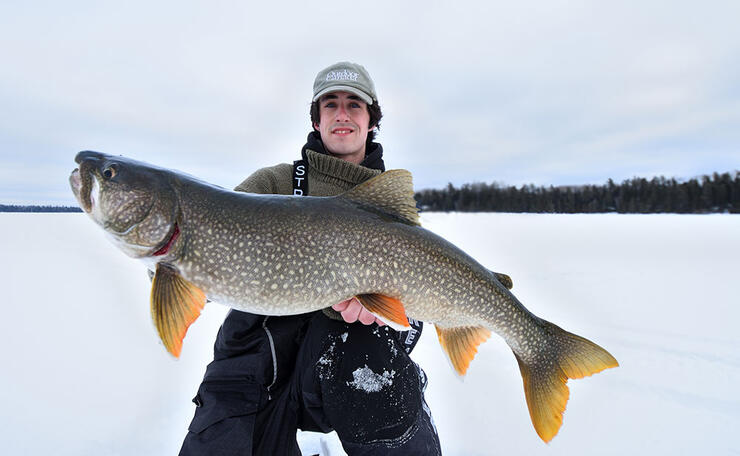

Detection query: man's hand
(332, 297), (386, 326)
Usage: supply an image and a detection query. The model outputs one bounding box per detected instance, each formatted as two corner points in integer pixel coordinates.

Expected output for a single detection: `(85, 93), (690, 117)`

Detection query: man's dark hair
(310, 99), (383, 143)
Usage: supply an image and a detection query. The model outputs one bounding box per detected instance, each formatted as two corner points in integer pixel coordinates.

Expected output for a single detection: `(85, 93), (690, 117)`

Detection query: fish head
(70, 151), (179, 258)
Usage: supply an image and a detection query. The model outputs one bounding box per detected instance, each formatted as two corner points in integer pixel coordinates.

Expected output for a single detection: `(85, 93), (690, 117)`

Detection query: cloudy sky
(1, 0), (739, 205)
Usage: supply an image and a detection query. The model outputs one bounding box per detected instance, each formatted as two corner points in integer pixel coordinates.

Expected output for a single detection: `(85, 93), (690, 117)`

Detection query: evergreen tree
(414, 170), (740, 214)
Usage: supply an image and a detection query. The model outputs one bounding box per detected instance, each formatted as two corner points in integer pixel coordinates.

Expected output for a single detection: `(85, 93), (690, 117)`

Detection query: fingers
(332, 299), (351, 312)
(340, 298), (362, 323)
(332, 297), (385, 326)
(358, 307), (376, 325)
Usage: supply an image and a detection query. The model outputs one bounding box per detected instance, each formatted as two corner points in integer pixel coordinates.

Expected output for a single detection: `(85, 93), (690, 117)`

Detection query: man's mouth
(332, 127), (354, 135)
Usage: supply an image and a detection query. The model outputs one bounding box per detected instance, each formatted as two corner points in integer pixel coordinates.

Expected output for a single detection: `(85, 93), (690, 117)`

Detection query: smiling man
(179, 62), (441, 456)
(312, 91), (371, 164)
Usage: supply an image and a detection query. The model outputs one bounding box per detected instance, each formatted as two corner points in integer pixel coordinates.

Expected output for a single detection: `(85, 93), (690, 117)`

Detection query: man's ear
(313, 122), (320, 130)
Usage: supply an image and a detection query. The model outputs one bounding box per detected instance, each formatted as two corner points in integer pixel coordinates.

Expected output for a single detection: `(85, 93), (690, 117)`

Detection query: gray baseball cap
(312, 61), (377, 105)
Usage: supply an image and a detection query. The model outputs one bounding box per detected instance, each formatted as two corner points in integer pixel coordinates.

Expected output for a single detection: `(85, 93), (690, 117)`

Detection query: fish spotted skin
(70, 151), (618, 443)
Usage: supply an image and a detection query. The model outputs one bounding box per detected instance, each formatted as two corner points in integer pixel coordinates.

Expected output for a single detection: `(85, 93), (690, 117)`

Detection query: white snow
(1, 212), (738, 455)
(347, 365), (395, 393)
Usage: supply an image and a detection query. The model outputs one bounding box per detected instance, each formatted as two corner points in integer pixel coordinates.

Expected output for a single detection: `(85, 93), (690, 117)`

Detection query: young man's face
(314, 91), (373, 164)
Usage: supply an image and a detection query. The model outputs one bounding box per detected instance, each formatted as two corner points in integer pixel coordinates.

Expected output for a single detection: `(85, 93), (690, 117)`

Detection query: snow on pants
(179, 312), (441, 456)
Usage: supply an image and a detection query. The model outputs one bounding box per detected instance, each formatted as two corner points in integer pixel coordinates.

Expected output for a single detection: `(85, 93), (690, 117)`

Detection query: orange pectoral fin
(150, 263), (207, 357)
(355, 294), (411, 331)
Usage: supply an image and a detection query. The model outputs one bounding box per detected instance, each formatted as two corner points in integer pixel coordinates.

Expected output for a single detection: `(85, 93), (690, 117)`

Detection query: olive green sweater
(234, 149), (382, 196)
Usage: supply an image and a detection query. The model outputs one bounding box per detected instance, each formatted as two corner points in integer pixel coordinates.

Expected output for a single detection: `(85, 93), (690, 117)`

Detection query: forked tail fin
(514, 320), (618, 443)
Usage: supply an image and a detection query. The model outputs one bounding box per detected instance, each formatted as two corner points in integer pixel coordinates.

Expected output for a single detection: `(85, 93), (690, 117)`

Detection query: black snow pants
(179, 310), (441, 455)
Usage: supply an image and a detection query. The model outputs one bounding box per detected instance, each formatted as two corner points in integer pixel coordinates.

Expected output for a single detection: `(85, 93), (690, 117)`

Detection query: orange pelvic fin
(435, 325), (492, 377)
(150, 263), (207, 357)
(355, 294), (411, 331)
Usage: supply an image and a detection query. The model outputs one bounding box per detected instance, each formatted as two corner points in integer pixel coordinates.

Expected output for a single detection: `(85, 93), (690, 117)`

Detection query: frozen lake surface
(1, 212), (738, 455)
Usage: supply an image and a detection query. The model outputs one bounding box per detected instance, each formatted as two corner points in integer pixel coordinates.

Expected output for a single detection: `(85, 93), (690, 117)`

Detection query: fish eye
(103, 165), (117, 180)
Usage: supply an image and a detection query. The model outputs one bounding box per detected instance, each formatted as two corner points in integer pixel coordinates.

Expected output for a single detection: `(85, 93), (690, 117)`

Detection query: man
(180, 62), (441, 455)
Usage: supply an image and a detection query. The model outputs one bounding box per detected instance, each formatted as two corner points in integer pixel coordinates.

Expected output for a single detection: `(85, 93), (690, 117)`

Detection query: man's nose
(335, 104), (350, 122)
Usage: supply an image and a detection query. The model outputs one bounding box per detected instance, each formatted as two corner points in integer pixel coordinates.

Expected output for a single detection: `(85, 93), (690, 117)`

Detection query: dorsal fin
(339, 169), (420, 226)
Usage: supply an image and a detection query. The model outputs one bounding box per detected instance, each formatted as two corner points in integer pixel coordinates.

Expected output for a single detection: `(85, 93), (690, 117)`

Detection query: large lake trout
(70, 150), (617, 442)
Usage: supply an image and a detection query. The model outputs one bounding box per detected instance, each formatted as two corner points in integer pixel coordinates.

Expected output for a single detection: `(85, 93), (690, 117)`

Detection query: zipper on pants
(262, 316), (278, 400)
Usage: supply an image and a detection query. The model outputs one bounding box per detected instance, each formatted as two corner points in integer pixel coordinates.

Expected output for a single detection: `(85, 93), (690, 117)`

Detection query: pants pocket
(180, 379), (262, 455)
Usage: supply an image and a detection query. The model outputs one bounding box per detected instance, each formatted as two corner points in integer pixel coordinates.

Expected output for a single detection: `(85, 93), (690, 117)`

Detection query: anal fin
(435, 325), (492, 376)
(355, 294), (411, 331)
(151, 263), (207, 357)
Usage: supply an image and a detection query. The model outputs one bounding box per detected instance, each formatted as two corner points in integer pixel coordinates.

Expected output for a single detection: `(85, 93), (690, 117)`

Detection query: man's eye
(350, 103), (361, 108)
(324, 102), (336, 108)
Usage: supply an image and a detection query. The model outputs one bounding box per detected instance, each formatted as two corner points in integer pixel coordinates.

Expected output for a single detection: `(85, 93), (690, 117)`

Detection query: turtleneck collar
(300, 131), (386, 172)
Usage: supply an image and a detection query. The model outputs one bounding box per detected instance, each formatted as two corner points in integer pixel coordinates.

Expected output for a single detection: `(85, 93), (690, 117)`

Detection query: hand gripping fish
(69, 151), (617, 442)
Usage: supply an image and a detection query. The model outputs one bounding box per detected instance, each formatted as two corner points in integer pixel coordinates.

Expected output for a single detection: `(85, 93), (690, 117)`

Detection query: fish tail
(513, 320), (618, 443)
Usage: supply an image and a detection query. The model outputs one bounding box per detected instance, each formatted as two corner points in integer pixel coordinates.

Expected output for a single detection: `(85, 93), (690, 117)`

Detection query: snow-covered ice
(1, 212), (738, 455)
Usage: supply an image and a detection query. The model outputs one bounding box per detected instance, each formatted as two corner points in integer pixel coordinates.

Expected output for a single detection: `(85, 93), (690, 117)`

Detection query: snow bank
(1, 213), (738, 455)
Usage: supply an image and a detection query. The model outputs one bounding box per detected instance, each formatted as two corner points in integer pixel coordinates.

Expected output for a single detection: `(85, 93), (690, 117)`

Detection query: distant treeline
(415, 171), (740, 213)
(4, 171), (739, 214)
(0, 204), (82, 213)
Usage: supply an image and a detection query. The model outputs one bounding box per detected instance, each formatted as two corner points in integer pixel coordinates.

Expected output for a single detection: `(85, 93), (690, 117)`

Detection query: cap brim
(312, 85), (374, 105)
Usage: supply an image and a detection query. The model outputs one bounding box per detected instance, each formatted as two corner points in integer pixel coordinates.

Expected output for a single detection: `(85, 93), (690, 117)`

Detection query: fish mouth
(75, 150), (106, 165)
(71, 151), (107, 213)
(70, 168), (81, 193)
(69, 164), (95, 213)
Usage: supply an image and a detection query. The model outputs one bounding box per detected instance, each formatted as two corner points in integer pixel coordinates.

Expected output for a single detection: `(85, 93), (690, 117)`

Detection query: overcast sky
(1, 0), (739, 205)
